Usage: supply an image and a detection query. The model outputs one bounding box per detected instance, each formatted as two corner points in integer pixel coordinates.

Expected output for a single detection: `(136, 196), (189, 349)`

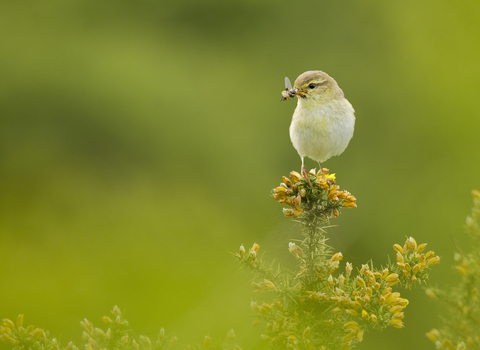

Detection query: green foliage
(233, 170), (440, 349)
(0, 307), (240, 350)
(425, 191), (480, 350)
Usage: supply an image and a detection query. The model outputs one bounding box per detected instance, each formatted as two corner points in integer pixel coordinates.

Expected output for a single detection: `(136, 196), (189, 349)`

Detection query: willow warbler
(281, 70), (355, 184)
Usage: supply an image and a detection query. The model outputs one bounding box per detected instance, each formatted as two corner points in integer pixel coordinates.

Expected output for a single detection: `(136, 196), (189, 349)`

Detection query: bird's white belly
(289, 100), (355, 163)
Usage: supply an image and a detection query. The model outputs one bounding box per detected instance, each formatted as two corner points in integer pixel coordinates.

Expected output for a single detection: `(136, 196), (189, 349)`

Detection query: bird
(281, 70), (355, 185)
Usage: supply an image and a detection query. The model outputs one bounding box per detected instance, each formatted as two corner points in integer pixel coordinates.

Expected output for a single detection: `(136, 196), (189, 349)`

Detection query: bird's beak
(294, 89), (307, 97)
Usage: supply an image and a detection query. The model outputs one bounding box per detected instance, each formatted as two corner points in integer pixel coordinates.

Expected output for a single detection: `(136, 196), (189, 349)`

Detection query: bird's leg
(301, 157), (312, 187)
(318, 161), (324, 174)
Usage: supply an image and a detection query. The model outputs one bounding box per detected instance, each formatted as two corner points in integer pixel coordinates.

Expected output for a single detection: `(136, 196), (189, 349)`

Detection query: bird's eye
(308, 83), (316, 89)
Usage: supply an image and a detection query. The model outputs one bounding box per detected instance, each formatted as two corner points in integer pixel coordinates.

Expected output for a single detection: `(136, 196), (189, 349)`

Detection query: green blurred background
(1, 1), (480, 349)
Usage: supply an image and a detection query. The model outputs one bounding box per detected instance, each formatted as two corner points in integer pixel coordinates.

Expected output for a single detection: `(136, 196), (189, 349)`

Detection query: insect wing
(284, 76), (292, 91)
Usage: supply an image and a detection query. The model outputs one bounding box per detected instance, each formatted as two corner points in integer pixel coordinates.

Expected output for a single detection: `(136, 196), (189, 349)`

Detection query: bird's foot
(317, 162), (325, 174)
(301, 165), (313, 187)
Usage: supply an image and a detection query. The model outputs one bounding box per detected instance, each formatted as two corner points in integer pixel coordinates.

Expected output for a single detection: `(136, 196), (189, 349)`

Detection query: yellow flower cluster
(3, 307), (235, 350)
(426, 329), (469, 350)
(0, 314), (50, 347)
(238, 243), (260, 265)
(236, 235), (442, 350)
(393, 237), (440, 289)
(273, 169), (357, 219)
(322, 261), (409, 349)
(424, 191), (479, 350)
(251, 301), (302, 349)
(453, 252), (471, 277)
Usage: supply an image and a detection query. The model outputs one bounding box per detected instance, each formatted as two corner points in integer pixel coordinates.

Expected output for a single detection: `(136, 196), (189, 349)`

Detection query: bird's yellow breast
(289, 98), (355, 163)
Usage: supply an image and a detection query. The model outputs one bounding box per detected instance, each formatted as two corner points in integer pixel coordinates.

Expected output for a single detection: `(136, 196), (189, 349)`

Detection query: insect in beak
(280, 76), (298, 101)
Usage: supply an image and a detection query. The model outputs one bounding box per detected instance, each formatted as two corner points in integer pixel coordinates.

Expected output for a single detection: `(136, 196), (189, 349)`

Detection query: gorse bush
(232, 169), (440, 349)
(0, 306), (239, 350)
(425, 190), (480, 350)
(0, 169), (455, 350)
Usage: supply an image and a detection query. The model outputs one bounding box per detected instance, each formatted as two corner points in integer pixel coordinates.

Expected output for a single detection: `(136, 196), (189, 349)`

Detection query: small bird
(281, 71), (355, 184)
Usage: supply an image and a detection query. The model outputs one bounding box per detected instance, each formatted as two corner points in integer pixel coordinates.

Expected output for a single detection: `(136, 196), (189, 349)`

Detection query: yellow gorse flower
(272, 168), (357, 220)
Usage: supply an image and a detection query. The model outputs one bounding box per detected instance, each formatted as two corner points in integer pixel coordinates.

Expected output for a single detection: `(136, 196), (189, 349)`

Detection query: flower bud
(391, 319), (404, 328)
(385, 273), (399, 286)
(425, 289), (437, 299)
(338, 274), (345, 289)
(393, 244), (403, 254)
(261, 279), (275, 290)
(112, 305), (121, 316)
(283, 207), (295, 218)
(139, 336), (151, 346)
(456, 266), (467, 275)
(345, 309), (359, 317)
(425, 331), (437, 342)
(16, 315), (24, 328)
(2, 319), (15, 330)
(102, 316), (111, 325)
(95, 328), (106, 338)
(294, 194), (302, 207)
(332, 307), (343, 315)
(239, 245), (245, 259)
(413, 262), (427, 273)
(356, 276), (366, 288)
(389, 305), (404, 314)
(288, 242), (303, 256)
(2, 334), (18, 345)
(282, 176), (292, 187)
(303, 327), (311, 339)
(428, 256), (441, 265)
(203, 336), (211, 348)
(290, 171), (302, 183)
(327, 275), (334, 288)
(442, 339), (454, 349)
(331, 252), (343, 261)
(32, 328), (47, 339)
(344, 321), (360, 331)
(250, 250), (257, 261)
(417, 243), (427, 253)
(405, 237), (417, 250)
(346, 262), (353, 277)
(357, 331), (364, 342)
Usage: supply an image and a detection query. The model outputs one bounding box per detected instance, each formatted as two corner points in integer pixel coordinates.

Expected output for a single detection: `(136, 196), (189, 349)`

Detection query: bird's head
(292, 71), (344, 103)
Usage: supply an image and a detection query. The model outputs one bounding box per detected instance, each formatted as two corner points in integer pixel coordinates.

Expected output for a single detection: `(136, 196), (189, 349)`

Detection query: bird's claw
(301, 165), (313, 187)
